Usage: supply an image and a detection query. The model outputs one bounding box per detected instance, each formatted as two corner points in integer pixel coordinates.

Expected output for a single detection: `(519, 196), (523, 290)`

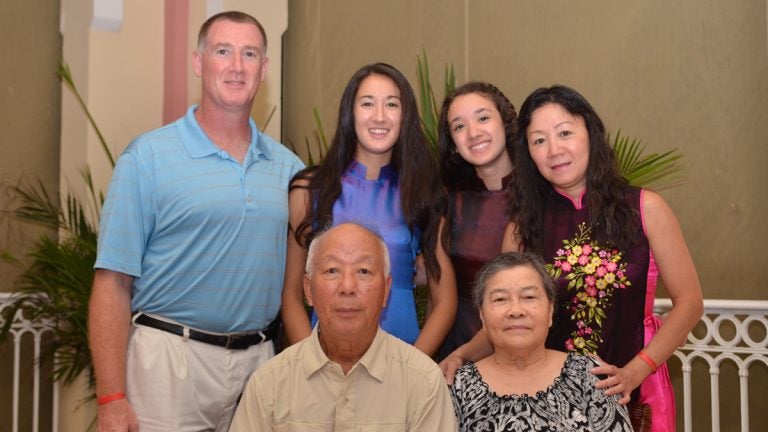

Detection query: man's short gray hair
(305, 223), (391, 277)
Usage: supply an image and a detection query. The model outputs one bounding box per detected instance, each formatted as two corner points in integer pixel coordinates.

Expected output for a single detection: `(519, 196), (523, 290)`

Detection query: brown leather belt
(134, 313), (278, 350)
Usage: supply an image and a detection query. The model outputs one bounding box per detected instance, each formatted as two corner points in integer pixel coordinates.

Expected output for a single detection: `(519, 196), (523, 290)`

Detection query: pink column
(163, 0), (189, 124)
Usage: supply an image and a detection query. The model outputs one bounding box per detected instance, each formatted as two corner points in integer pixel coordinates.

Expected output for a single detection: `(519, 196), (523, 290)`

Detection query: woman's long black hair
(509, 85), (639, 254)
(293, 63), (447, 280)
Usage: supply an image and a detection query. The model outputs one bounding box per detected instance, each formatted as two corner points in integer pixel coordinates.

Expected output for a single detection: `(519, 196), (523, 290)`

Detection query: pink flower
(598, 291), (606, 298)
(577, 320), (585, 328)
(606, 261), (618, 272)
(554, 260), (562, 268)
(565, 339), (575, 351)
(578, 255), (589, 266)
(556, 249), (565, 256)
(561, 262), (572, 272)
(596, 266), (607, 277)
(584, 327), (593, 335)
(599, 250), (608, 258)
(582, 244), (592, 255)
(616, 270), (624, 278)
(585, 276), (596, 286)
(586, 287), (597, 297)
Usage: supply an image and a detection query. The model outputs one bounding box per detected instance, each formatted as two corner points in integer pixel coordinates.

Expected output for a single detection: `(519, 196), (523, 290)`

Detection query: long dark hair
(509, 85), (639, 254)
(294, 63), (446, 280)
(438, 81), (517, 190)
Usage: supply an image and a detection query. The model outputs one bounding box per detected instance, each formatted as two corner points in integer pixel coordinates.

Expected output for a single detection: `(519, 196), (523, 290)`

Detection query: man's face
(304, 225), (391, 341)
(192, 19), (269, 113)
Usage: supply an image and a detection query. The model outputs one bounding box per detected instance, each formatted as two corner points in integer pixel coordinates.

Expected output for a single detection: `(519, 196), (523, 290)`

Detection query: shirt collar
(178, 105), (274, 161)
(553, 187), (586, 210)
(347, 159), (397, 181)
(304, 326), (387, 383)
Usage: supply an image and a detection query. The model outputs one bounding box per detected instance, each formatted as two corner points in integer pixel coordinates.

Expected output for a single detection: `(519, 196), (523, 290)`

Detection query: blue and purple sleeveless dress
(543, 186), (675, 431)
(312, 160), (421, 344)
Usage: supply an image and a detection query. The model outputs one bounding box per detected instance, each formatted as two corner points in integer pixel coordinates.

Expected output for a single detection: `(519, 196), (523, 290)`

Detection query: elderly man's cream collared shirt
(229, 327), (457, 431)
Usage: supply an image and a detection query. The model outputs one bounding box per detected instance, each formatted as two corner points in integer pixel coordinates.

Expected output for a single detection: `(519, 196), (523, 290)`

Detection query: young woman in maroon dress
(435, 82), (517, 360)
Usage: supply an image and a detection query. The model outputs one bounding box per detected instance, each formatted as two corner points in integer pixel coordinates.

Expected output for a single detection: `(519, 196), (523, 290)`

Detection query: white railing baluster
(739, 367), (749, 432)
(33, 331), (41, 432)
(52, 375), (59, 432)
(12, 324), (21, 432)
(710, 360), (720, 432)
(680, 358), (693, 432)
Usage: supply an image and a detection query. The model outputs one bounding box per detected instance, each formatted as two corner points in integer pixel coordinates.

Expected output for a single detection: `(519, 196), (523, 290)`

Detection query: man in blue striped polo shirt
(88, 11), (304, 432)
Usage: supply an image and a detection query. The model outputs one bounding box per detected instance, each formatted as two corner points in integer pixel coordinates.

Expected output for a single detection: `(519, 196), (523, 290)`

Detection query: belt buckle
(225, 332), (263, 350)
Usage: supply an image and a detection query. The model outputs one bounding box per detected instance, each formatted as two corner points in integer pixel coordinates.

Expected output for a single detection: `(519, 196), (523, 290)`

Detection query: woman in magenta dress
(503, 85), (703, 430)
(435, 82), (517, 360)
(280, 63), (456, 356)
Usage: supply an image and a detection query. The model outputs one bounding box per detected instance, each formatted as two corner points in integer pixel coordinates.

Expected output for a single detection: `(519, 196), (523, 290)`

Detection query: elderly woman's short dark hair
(472, 252), (556, 308)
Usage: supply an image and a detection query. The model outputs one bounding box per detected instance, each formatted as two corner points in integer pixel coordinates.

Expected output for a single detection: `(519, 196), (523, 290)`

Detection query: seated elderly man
(229, 223), (457, 431)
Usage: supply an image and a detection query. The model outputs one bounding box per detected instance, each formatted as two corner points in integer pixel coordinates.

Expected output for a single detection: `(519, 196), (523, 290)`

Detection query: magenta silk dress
(437, 174), (511, 361)
(542, 187), (675, 432)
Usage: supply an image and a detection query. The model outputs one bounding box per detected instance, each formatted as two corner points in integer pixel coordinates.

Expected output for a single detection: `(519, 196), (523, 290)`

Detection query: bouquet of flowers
(546, 223), (631, 354)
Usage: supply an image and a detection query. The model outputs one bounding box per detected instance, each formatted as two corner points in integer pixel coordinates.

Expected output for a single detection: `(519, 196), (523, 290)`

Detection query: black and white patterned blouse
(450, 353), (633, 431)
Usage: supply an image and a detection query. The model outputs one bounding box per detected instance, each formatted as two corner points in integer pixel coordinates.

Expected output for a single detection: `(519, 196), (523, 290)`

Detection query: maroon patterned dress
(542, 186), (675, 431)
(437, 173), (511, 360)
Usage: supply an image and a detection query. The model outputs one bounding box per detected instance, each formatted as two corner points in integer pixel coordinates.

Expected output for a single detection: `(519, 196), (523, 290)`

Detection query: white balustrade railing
(1, 294), (766, 431)
(655, 298), (768, 432)
(0, 292), (58, 432)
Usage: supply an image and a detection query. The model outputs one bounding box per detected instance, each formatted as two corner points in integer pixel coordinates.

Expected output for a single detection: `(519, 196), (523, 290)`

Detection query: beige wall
(0, 0), (61, 292)
(283, 0), (768, 302)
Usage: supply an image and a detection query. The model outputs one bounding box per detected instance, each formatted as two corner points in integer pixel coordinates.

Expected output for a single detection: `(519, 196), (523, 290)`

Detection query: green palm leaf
(416, 49), (455, 157)
(610, 130), (685, 191)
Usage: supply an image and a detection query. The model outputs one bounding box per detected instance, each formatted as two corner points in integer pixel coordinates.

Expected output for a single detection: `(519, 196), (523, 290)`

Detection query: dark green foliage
(0, 62), (113, 387)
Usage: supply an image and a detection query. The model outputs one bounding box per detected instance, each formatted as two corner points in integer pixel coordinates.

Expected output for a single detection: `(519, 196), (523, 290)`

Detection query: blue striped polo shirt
(95, 105), (304, 333)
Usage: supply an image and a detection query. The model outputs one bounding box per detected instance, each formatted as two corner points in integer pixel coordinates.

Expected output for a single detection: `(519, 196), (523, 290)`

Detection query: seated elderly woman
(450, 252), (633, 431)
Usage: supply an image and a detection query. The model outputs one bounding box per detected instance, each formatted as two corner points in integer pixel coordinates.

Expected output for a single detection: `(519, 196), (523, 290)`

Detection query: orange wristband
(97, 392), (126, 406)
(636, 351), (658, 373)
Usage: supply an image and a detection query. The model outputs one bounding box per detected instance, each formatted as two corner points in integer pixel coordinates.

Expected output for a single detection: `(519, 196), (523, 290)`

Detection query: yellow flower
(572, 245), (583, 256)
(591, 257), (602, 267)
(584, 263), (596, 274)
(567, 254), (578, 265)
(596, 279), (607, 290)
(574, 337), (585, 349)
(604, 273), (616, 284)
(577, 292), (587, 301)
(587, 297), (597, 307)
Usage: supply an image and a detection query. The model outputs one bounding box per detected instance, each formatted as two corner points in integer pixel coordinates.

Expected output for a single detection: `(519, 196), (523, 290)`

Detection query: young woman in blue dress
(280, 63), (457, 356)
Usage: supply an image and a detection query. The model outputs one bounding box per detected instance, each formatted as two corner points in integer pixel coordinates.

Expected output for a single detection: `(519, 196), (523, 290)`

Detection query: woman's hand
(591, 356), (648, 405)
(439, 354), (465, 385)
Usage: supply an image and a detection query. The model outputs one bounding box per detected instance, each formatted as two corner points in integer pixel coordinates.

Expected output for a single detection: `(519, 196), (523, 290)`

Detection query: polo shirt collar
(305, 326), (387, 383)
(179, 105), (274, 161)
